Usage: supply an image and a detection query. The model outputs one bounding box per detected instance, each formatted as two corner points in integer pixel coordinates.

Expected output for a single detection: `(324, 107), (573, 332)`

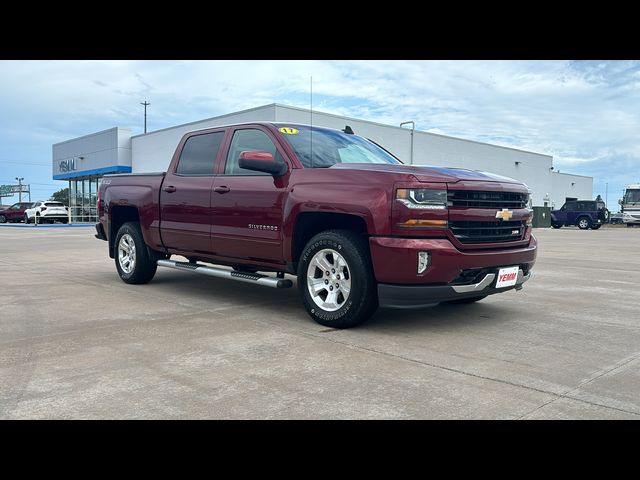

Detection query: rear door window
(176, 131), (225, 175)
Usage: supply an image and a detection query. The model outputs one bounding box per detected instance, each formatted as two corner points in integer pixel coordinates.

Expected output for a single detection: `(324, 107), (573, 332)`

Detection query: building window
(68, 176), (100, 223)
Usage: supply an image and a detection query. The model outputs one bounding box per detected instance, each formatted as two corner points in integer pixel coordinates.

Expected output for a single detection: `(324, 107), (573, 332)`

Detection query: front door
(160, 130), (225, 255)
(211, 127), (290, 264)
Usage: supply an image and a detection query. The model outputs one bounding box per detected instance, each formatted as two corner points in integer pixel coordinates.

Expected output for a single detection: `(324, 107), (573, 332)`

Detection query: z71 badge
(248, 224), (278, 231)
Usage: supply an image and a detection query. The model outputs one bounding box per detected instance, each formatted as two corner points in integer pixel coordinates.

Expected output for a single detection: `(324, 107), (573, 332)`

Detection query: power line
(0, 161), (50, 166)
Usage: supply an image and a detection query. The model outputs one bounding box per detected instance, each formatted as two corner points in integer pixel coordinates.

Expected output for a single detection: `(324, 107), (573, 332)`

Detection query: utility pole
(605, 183), (608, 207)
(141, 101), (150, 134)
(400, 121), (415, 165)
(15, 177), (24, 203)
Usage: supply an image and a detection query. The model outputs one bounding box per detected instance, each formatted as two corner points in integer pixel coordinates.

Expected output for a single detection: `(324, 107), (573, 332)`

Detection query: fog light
(417, 251), (430, 274)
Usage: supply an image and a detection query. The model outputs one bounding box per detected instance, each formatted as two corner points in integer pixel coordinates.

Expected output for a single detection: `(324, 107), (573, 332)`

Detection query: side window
(175, 131), (224, 175)
(10, 204), (19, 210)
(565, 202), (577, 211)
(224, 129), (283, 176)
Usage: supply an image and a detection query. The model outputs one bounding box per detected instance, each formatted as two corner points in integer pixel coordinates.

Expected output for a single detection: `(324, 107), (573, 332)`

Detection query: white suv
(24, 201), (69, 224)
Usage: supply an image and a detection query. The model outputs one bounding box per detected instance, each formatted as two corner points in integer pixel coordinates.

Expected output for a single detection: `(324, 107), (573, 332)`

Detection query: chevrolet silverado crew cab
(96, 123), (536, 328)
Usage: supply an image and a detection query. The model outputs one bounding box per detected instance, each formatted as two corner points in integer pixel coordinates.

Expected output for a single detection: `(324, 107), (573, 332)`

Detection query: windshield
(624, 189), (640, 204)
(277, 125), (401, 168)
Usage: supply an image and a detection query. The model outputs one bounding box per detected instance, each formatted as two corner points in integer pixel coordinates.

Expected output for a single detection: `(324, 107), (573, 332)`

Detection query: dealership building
(52, 103), (592, 223)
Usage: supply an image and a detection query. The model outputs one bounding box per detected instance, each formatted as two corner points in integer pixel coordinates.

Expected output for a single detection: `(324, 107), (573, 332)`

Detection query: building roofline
(130, 104), (277, 139)
(551, 171), (593, 180)
(272, 103), (553, 159)
(53, 126), (130, 147)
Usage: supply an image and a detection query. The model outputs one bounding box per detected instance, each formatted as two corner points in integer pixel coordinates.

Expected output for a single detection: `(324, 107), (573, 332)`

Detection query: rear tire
(590, 225), (601, 230)
(297, 229), (378, 329)
(0, 214), (6, 223)
(114, 222), (157, 284)
(444, 295), (488, 304)
(24, 214), (30, 224)
(577, 217), (591, 230)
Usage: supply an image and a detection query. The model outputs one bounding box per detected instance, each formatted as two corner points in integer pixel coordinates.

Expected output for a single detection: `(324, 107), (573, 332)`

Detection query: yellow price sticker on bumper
(279, 127), (299, 135)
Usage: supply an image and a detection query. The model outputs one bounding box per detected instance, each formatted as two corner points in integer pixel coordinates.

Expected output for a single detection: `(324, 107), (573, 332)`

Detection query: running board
(156, 260), (293, 289)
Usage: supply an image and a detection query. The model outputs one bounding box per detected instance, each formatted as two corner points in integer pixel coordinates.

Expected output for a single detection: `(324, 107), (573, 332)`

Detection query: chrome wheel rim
(579, 219), (588, 228)
(118, 234), (136, 274)
(306, 248), (352, 312)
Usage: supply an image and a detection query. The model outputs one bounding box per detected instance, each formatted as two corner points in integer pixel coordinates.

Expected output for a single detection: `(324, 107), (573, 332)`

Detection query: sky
(1, 60), (639, 208)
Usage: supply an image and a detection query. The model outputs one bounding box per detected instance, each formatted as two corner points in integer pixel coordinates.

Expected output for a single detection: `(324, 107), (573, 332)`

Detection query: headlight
(396, 189), (447, 210)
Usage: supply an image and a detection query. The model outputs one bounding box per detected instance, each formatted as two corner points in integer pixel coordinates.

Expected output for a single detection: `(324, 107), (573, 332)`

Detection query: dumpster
(532, 206), (551, 228)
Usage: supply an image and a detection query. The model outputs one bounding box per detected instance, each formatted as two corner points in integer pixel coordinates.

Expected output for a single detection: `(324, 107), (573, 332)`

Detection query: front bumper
(369, 234), (536, 308)
(369, 235), (537, 284)
(378, 268), (531, 308)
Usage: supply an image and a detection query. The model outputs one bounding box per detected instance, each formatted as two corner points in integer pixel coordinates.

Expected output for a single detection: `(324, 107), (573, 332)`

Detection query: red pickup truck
(96, 122), (536, 328)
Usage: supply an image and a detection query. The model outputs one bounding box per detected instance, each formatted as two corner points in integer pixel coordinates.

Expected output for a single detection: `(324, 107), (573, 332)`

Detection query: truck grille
(450, 220), (525, 244)
(448, 190), (528, 209)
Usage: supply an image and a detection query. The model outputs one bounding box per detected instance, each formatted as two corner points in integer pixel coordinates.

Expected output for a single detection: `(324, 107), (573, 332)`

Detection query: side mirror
(239, 151), (287, 176)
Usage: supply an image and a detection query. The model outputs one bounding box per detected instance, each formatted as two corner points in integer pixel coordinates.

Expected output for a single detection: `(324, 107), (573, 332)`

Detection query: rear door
(160, 129), (226, 254)
(210, 126), (290, 263)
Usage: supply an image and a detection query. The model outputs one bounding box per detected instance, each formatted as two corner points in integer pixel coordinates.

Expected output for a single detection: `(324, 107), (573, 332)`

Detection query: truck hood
(328, 163), (522, 184)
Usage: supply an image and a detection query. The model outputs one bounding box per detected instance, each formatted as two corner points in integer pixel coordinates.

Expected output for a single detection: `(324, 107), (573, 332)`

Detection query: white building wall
(52, 127), (131, 179)
(550, 172), (593, 209)
(114, 103), (592, 207)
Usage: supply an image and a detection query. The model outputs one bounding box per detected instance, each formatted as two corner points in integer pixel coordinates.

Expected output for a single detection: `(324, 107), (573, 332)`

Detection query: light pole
(141, 101), (150, 134)
(400, 121), (415, 165)
(605, 183), (608, 208)
(15, 177), (24, 203)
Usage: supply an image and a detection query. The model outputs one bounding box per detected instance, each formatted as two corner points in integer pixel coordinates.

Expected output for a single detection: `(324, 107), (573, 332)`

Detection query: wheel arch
(290, 212), (368, 272)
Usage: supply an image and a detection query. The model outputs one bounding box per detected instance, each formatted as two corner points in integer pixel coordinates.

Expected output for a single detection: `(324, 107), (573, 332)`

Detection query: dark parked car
(0, 202), (34, 223)
(551, 200), (609, 230)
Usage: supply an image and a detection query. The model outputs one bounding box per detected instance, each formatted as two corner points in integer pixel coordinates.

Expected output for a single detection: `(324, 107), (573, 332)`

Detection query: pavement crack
(517, 352), (640, 419)
(309, 334), (640, 419)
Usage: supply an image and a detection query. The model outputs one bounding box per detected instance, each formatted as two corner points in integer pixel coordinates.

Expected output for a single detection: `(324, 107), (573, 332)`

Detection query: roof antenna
(342, 125), (354, 134)
(310, 75), (313, 169)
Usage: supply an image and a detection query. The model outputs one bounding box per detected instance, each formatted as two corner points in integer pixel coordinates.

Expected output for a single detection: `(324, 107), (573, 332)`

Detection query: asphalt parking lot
(1, 224), (639, 419)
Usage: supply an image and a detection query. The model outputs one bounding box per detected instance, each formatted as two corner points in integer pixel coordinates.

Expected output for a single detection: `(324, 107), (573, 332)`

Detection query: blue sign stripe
(53, 165), (132, 180)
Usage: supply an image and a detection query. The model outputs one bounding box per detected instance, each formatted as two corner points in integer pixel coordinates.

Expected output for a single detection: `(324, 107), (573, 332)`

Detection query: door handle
(214, 186), (230, 194)
(163, 186), (176, 193)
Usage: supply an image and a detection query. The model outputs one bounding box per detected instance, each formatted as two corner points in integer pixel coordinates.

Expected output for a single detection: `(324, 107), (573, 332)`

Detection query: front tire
(577, 217), (591, 230)
(590, 224), (601, 230)
(551, 223), (562, 229)
(297, 230), (378, 329)
(0, 214), (6, 223)
(114, 222), (157, 284)
(24, 214), (30, 224)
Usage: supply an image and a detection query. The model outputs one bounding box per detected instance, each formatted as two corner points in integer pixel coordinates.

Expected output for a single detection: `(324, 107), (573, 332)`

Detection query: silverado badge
(495, 208), (513, 220)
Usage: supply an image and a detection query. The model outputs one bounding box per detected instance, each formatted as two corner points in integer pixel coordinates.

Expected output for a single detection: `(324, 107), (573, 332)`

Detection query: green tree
(50, 187), (70, 204)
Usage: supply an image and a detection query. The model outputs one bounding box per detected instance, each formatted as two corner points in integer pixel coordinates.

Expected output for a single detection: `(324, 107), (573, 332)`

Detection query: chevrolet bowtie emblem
(496, 208), (513, 220)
